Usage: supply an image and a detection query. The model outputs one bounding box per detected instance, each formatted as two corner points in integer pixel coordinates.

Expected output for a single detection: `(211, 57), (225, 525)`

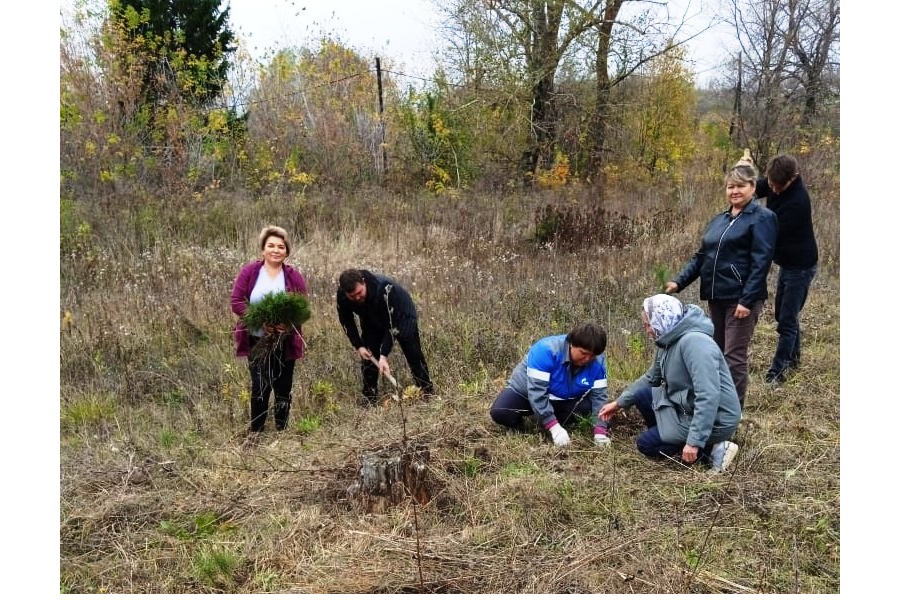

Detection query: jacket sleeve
(336, 293), (363, 350)
(674, 243), (705, 292)
(524, 345), (558, 427)
(739, 209), (777, 306)
(589, 355), (609, 426)
(379, 329), (395, 357)
(682, 334), (726, 448)
(616, 376), (651, 409)
(230, 263), (252, 317)
(755, 177), (772, 198)
(616, 353), (662, 408)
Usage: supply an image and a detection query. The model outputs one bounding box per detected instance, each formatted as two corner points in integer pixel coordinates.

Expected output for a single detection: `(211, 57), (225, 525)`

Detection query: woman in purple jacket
(230, 226), (308, 438)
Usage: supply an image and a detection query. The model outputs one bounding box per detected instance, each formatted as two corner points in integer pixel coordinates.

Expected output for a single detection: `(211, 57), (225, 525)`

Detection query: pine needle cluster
(242, 292), (311, 332)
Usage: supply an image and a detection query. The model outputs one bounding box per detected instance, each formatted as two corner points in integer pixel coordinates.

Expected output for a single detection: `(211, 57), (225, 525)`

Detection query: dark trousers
(248, 336), (295, 432)
(767, 265), (817, 380)
(632, 383), (715, 462)
(361, 323), (433, 400)
(708, 299), (763, 408)
(489, 387), (591, 430)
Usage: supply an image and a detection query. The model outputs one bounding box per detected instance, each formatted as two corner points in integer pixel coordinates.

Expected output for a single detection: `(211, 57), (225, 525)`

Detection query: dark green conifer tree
(108, 0), (236, 106)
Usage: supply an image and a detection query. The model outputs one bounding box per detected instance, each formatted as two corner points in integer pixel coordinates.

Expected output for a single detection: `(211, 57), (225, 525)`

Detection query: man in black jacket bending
(336, 269), (435, 405)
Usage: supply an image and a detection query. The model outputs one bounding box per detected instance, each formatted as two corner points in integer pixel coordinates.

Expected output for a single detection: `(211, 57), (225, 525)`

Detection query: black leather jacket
(673, 199), (777, 306)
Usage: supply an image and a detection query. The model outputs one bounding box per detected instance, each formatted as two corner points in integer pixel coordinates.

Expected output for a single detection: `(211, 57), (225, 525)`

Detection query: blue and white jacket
(506, 334), (609, 428)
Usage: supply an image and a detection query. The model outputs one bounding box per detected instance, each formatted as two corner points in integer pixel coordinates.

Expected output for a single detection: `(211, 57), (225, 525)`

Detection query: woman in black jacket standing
(665, 162), (777, 408)
(755, 154), (819, 384)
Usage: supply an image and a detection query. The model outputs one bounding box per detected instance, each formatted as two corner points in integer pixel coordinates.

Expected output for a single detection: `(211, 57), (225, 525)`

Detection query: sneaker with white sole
(593, 433), (611, 447)
(593, 426), (611, 447)
(710, 441), (739, 473)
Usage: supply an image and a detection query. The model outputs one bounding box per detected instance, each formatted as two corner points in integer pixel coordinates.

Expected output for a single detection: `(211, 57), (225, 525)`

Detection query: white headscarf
(642, 294), (686, 338)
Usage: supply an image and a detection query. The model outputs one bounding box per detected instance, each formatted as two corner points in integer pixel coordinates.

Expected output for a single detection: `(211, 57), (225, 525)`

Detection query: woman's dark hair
(566, 322), (607, 355)
(338, 269), (366, 294)
(765, 154), (800, 186)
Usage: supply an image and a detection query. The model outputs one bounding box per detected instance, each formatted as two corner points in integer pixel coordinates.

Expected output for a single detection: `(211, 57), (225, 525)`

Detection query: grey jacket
(616, 304), (741, 447)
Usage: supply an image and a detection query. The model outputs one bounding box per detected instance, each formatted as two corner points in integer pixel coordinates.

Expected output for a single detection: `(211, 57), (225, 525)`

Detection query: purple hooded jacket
(230, 260), (308, 360)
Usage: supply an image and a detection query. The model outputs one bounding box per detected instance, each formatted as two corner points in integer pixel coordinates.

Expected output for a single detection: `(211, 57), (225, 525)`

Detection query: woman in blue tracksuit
(489, 322), (611, 447)
(665, 162), (777, 407)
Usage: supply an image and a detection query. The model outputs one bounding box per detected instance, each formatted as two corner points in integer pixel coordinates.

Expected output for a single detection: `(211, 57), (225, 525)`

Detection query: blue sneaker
(710, 441), (739, 473)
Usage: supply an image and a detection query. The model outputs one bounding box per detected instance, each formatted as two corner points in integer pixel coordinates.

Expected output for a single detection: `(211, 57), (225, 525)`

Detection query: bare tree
(725, 0), (839, 166)
(436, 0), (694, 183)
(791, 0), (839, 125)
(728, 0), (797, 166)
(590, 0), (626, 175)
(484, 0), (609, 182)
(582, 1), (715, 176)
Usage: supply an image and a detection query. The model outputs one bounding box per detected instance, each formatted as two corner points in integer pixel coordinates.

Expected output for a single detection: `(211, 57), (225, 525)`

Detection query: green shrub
(61, 395), (117, 429)
(160, 511), (225, 541)
(159, 428), (177, 448)
(295, 415), (322, 435)
(463, 456), (484, 478)
(192, 545), (239, 588)
(242, 292), (311, 331)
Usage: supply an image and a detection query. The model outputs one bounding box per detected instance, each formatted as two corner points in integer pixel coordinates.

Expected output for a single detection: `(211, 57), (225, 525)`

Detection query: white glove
(549, 423), (570, 447)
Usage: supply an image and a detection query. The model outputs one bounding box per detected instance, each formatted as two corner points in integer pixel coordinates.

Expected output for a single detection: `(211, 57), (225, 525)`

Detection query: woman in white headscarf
(599, 294), (742, 472)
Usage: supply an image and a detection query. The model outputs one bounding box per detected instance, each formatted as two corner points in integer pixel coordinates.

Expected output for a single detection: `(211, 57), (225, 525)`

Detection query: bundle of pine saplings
(243, 292), (311, 364)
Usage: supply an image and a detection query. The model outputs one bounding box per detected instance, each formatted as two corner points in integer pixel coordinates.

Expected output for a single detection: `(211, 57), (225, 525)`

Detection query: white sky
(57, 0), (738, 84)
(228, 0), (442, 79)
(227, 0), (737, 85)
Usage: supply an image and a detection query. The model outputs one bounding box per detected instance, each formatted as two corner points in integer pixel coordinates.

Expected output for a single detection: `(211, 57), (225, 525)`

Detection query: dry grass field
(59, 166), (840, 593)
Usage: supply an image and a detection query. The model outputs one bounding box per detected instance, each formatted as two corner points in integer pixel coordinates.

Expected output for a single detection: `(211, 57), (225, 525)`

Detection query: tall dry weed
(60, 174), (839, 593)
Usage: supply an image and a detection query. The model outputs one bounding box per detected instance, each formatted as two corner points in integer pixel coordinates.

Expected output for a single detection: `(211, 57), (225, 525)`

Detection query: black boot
(274, 397), (291, 430)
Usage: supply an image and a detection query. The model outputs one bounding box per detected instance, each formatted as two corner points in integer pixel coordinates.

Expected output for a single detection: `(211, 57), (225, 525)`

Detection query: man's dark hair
(766, 154), (800, 186)
(338, 269), (366, 294)
(566, 322), (607, 355)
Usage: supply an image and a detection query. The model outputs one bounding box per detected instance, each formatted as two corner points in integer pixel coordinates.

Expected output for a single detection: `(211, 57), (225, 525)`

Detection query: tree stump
(349, 442), (431, 513)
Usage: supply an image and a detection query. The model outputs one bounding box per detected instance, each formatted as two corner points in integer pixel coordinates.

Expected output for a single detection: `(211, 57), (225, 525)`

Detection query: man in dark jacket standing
(336, 269), (435, 405)
(755, 154), (819, 384)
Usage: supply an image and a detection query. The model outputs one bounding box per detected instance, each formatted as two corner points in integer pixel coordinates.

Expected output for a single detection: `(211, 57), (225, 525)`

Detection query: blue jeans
(767, 264), (817, 380)
(631, 384), (683, 458)
(632, 383), (716, 461)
